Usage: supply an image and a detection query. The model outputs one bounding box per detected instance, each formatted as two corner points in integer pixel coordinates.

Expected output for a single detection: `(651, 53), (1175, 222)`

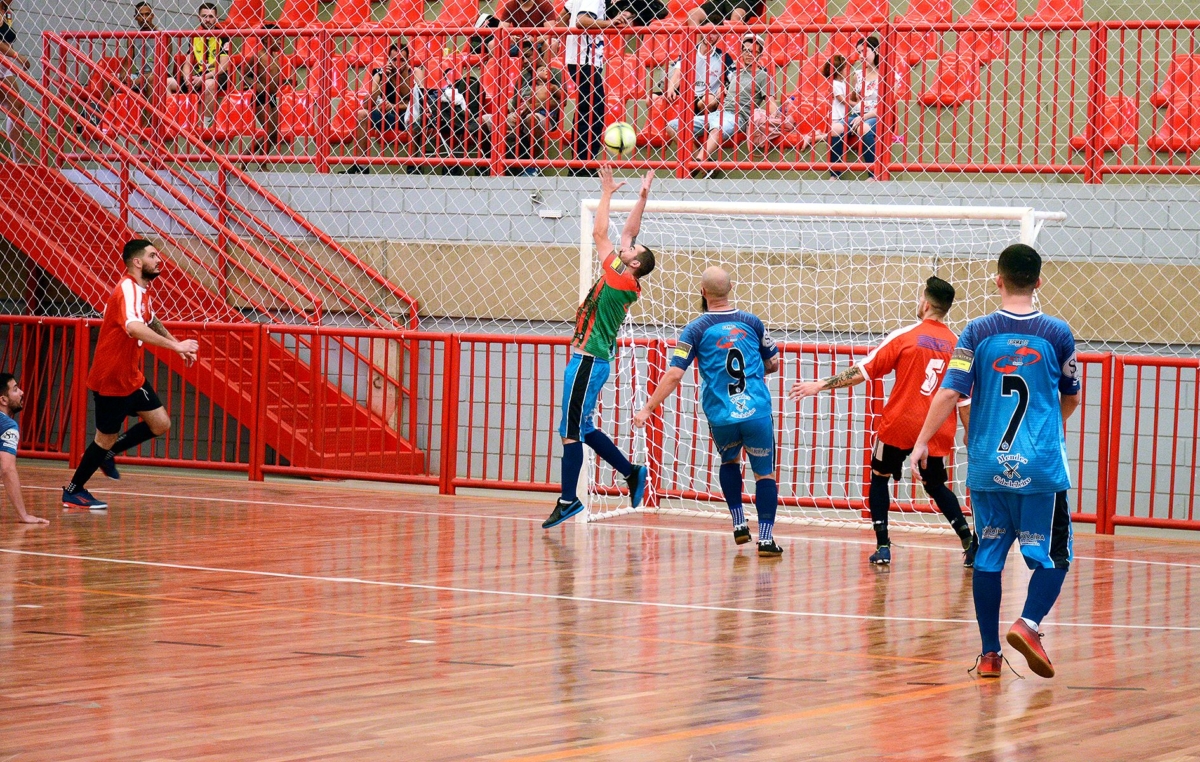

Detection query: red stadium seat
(637, 27), (686, 69)
(279, 90), (317, 141)
(374, 0), (425, 28)
(893, 0), (952, 65)
(201, 90), (266, 141)
(1024, 0), (1082, 22)
(765, 0), (825, 66)
(1150, 55), (1200, 109)
(429, 0), (477, 26)
(919, 51), (982, 107)
(330, 90), (369, 143)
(341, 34), (388, 67)
(223, 0), (266, 28)
(639, 95), (690, 148)
(605, 54), (646, 124)
(275, 0), (320, 28)
(956, 0), (1016, 64)
(82, 56), (128, 111)
(778, 57), (831, 142)
(162, 93), (201, 136)
(327, 0), (372, 28)
(1148, 89), (1200, 154)
(1069, 93), (1138, 152)
(826, 0), (888, 61)
(101, 94), (142, 137)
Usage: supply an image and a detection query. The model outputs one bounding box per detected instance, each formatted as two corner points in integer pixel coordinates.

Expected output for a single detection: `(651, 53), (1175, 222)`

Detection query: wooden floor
(2, 465), (1199, 761)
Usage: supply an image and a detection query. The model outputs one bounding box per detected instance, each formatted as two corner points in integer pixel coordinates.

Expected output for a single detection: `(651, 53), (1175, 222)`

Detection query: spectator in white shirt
(562, 0), (630, 176)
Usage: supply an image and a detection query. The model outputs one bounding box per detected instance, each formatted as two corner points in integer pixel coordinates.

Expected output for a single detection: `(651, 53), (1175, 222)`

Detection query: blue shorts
(972, 490), (1073, 574)
(558, 353), (610, 440)
(709, 418), (775, 477)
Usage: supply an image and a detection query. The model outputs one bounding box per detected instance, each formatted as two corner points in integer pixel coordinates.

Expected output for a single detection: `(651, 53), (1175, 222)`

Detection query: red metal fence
(41, 20), (1200, 182)
(0, 315), (1193, 532)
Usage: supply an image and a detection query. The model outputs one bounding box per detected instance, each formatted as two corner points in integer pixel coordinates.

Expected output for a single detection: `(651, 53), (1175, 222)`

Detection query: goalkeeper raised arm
(542, 166), (657, 529)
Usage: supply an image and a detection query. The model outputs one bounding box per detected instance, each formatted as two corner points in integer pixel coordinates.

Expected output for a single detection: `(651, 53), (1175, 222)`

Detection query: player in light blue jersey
(0, 373), (49, 524)
(911, 244), (1080, 680)
(634, 267), (783, 557)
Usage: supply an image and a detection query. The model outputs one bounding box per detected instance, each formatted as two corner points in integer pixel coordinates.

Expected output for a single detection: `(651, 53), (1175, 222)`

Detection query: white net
(582, 202), (1060, 531)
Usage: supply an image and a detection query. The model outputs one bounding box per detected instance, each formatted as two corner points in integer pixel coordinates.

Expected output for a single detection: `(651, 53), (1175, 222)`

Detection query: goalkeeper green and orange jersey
(571, 253), (640, 362)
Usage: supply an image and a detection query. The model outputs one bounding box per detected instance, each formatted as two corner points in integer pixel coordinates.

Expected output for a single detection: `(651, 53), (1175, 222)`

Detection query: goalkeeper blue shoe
(542, 499), (584, 529)
(869, 545), (892, 565)
(626, 465), (648, 509)
(100, 456), (121, 480)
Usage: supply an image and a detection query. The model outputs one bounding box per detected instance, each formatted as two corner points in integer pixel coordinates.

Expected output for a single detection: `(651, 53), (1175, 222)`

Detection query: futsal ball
(603, 122), (637, 159)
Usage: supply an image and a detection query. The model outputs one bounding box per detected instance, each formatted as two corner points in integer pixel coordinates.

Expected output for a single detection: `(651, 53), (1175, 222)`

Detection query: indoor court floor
(1, 464), (1198, 761)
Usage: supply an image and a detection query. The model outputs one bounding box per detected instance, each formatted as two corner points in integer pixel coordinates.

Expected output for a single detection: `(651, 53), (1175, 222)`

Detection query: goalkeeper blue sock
(559, 442), (584, 503)
(1021, 567), (1068, 627)
(973, 569), (1003, 654)
(755, 478), (778, 542)
(583, 430), (632, 479)
(718, 462), (745, 526)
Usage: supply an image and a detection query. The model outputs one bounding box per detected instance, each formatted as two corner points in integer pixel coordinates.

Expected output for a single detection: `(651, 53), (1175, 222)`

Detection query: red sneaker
(1007, 619), (1055, 678)
(972, 651), (1002, 678)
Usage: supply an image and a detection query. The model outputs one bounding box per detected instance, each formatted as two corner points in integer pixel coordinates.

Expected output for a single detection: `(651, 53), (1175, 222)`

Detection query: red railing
(45, 20), (1200, 182)
(4, 315), (1194, 532)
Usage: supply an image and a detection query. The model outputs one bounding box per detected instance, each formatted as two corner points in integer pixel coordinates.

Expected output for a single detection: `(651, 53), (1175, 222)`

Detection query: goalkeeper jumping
(542, 166), (657, 529)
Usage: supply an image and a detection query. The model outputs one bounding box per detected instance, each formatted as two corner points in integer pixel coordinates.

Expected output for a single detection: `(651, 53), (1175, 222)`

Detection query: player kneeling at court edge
(790, 276), (976, 568)
(911, 244), (1080, 680)
(542, 166), (656, 529)
(1, 373), (49, 524)
(634, 267), (783, 557)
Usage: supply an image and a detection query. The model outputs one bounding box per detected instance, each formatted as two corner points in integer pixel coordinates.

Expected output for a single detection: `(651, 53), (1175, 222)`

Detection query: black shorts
(699, 0), (758, 23)
(93, 382), (163, 435)
(255, 90), (277, 110)
(871, 440), (948, 488)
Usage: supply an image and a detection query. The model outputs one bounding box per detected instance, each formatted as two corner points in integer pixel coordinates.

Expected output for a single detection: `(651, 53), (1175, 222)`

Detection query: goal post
(575, 200), (1066, 531)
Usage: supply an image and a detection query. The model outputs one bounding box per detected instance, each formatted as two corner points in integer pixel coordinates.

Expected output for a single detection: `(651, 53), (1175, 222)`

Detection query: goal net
(580, 201), (1065, 532)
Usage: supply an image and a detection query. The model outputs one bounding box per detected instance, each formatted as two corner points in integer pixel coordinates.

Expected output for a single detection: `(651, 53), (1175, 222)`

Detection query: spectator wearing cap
(691, 33), (776, 177)
(831, 35), (880, 178)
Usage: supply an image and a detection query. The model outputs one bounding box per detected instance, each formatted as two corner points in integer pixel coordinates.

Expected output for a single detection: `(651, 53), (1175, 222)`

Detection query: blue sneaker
(869, 545), (891, 565)
(62, 487), (108, 512)
(626, 465), (648, 509)
(542, 498), (584, 528)
(100, 456), (121, 480)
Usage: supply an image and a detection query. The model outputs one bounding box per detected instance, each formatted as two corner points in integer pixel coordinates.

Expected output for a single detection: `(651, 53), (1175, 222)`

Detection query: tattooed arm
(788, 364), (866, 401)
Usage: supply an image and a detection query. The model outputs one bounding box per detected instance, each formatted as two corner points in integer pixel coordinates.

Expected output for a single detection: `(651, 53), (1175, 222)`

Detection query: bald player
(634, 267), (783, 557)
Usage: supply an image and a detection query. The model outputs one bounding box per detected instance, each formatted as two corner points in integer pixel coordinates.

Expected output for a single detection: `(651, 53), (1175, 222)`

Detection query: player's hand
(908, 443), (929, 480)
(175, 339), (200, 362)
(639, 168), (655, 196)
(18, 514), (49, 525)
(599, 165), (625, 195)
(789, 380), (824, 401)
(632, 408), (651, 428)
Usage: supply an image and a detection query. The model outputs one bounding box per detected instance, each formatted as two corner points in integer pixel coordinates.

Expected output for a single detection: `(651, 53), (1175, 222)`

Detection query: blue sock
(973, 569), (1003, 654)
(583, 430), (632, 478)
(718, 462), (745, 526)
(559, 441), (584, 503)
(1021, 567), (1068, 626)
(755, 478), (778, 542)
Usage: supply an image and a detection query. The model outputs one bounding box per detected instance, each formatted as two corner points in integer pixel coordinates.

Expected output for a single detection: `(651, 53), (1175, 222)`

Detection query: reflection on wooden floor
(1, 464), (1198, 761)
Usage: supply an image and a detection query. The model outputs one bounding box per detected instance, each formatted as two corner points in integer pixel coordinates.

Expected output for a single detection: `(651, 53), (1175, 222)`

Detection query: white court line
(4, 548), (1199, 633)
(25, 484), (1200, 571)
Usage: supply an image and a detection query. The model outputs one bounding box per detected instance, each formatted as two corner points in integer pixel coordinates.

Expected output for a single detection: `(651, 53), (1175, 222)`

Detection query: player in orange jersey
(61, 239), (199, 512)
(790, 277), (975, 566)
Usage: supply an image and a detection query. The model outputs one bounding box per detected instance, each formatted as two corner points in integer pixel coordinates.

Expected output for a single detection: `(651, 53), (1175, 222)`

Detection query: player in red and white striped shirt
(790, 277), (975, 567)
(62, 240), (199, 511)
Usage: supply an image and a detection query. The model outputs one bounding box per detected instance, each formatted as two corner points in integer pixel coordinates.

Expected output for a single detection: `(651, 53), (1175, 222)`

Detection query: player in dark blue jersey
(911, 244), (1080, 679)
(634, 267), (783, 557)
(0, 373), (49, 524)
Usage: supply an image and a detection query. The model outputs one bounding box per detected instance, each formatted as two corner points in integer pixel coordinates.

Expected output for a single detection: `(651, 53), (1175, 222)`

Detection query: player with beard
(61, 240), (199, 511)
(0, 373), (49, 524)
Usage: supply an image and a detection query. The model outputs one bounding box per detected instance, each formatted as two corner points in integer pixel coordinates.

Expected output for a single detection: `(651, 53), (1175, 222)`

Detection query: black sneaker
(733, 524), (751, 545)
(963, 534), (979, 568)
(100, 456), (121, 480)
(757, 540), (783, 558)
(625, 465), (647, 509)
(542, 498), (584, 529)
(869, 545), (892, 565)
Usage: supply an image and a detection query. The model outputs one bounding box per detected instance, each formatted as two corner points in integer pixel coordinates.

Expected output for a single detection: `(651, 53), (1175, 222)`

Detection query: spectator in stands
(658, 30), (732, 143)
(128, 2), (175, 95)
(180, 2), (231, 128)
(823, 53), (853, 178)
(688, 0), (765, 26)
(836, 35), (881, 177)
(506, 39), (565, 176)
(691, 33), (776, 178)
(496, 0), (559, 28)
(607, 0), (667, 27)
(0, 0), (31, 154)
(563, 0), (631, 177)
(243, 23), (292, 155)
(345, 41), (424, 175)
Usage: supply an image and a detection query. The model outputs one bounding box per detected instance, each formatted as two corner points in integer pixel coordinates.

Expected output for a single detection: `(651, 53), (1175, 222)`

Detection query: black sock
(869, 472), (891, 547)
(109, 421), (156, 455)
(67, 443), (110, 493)
(926, 481), (972, 548)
